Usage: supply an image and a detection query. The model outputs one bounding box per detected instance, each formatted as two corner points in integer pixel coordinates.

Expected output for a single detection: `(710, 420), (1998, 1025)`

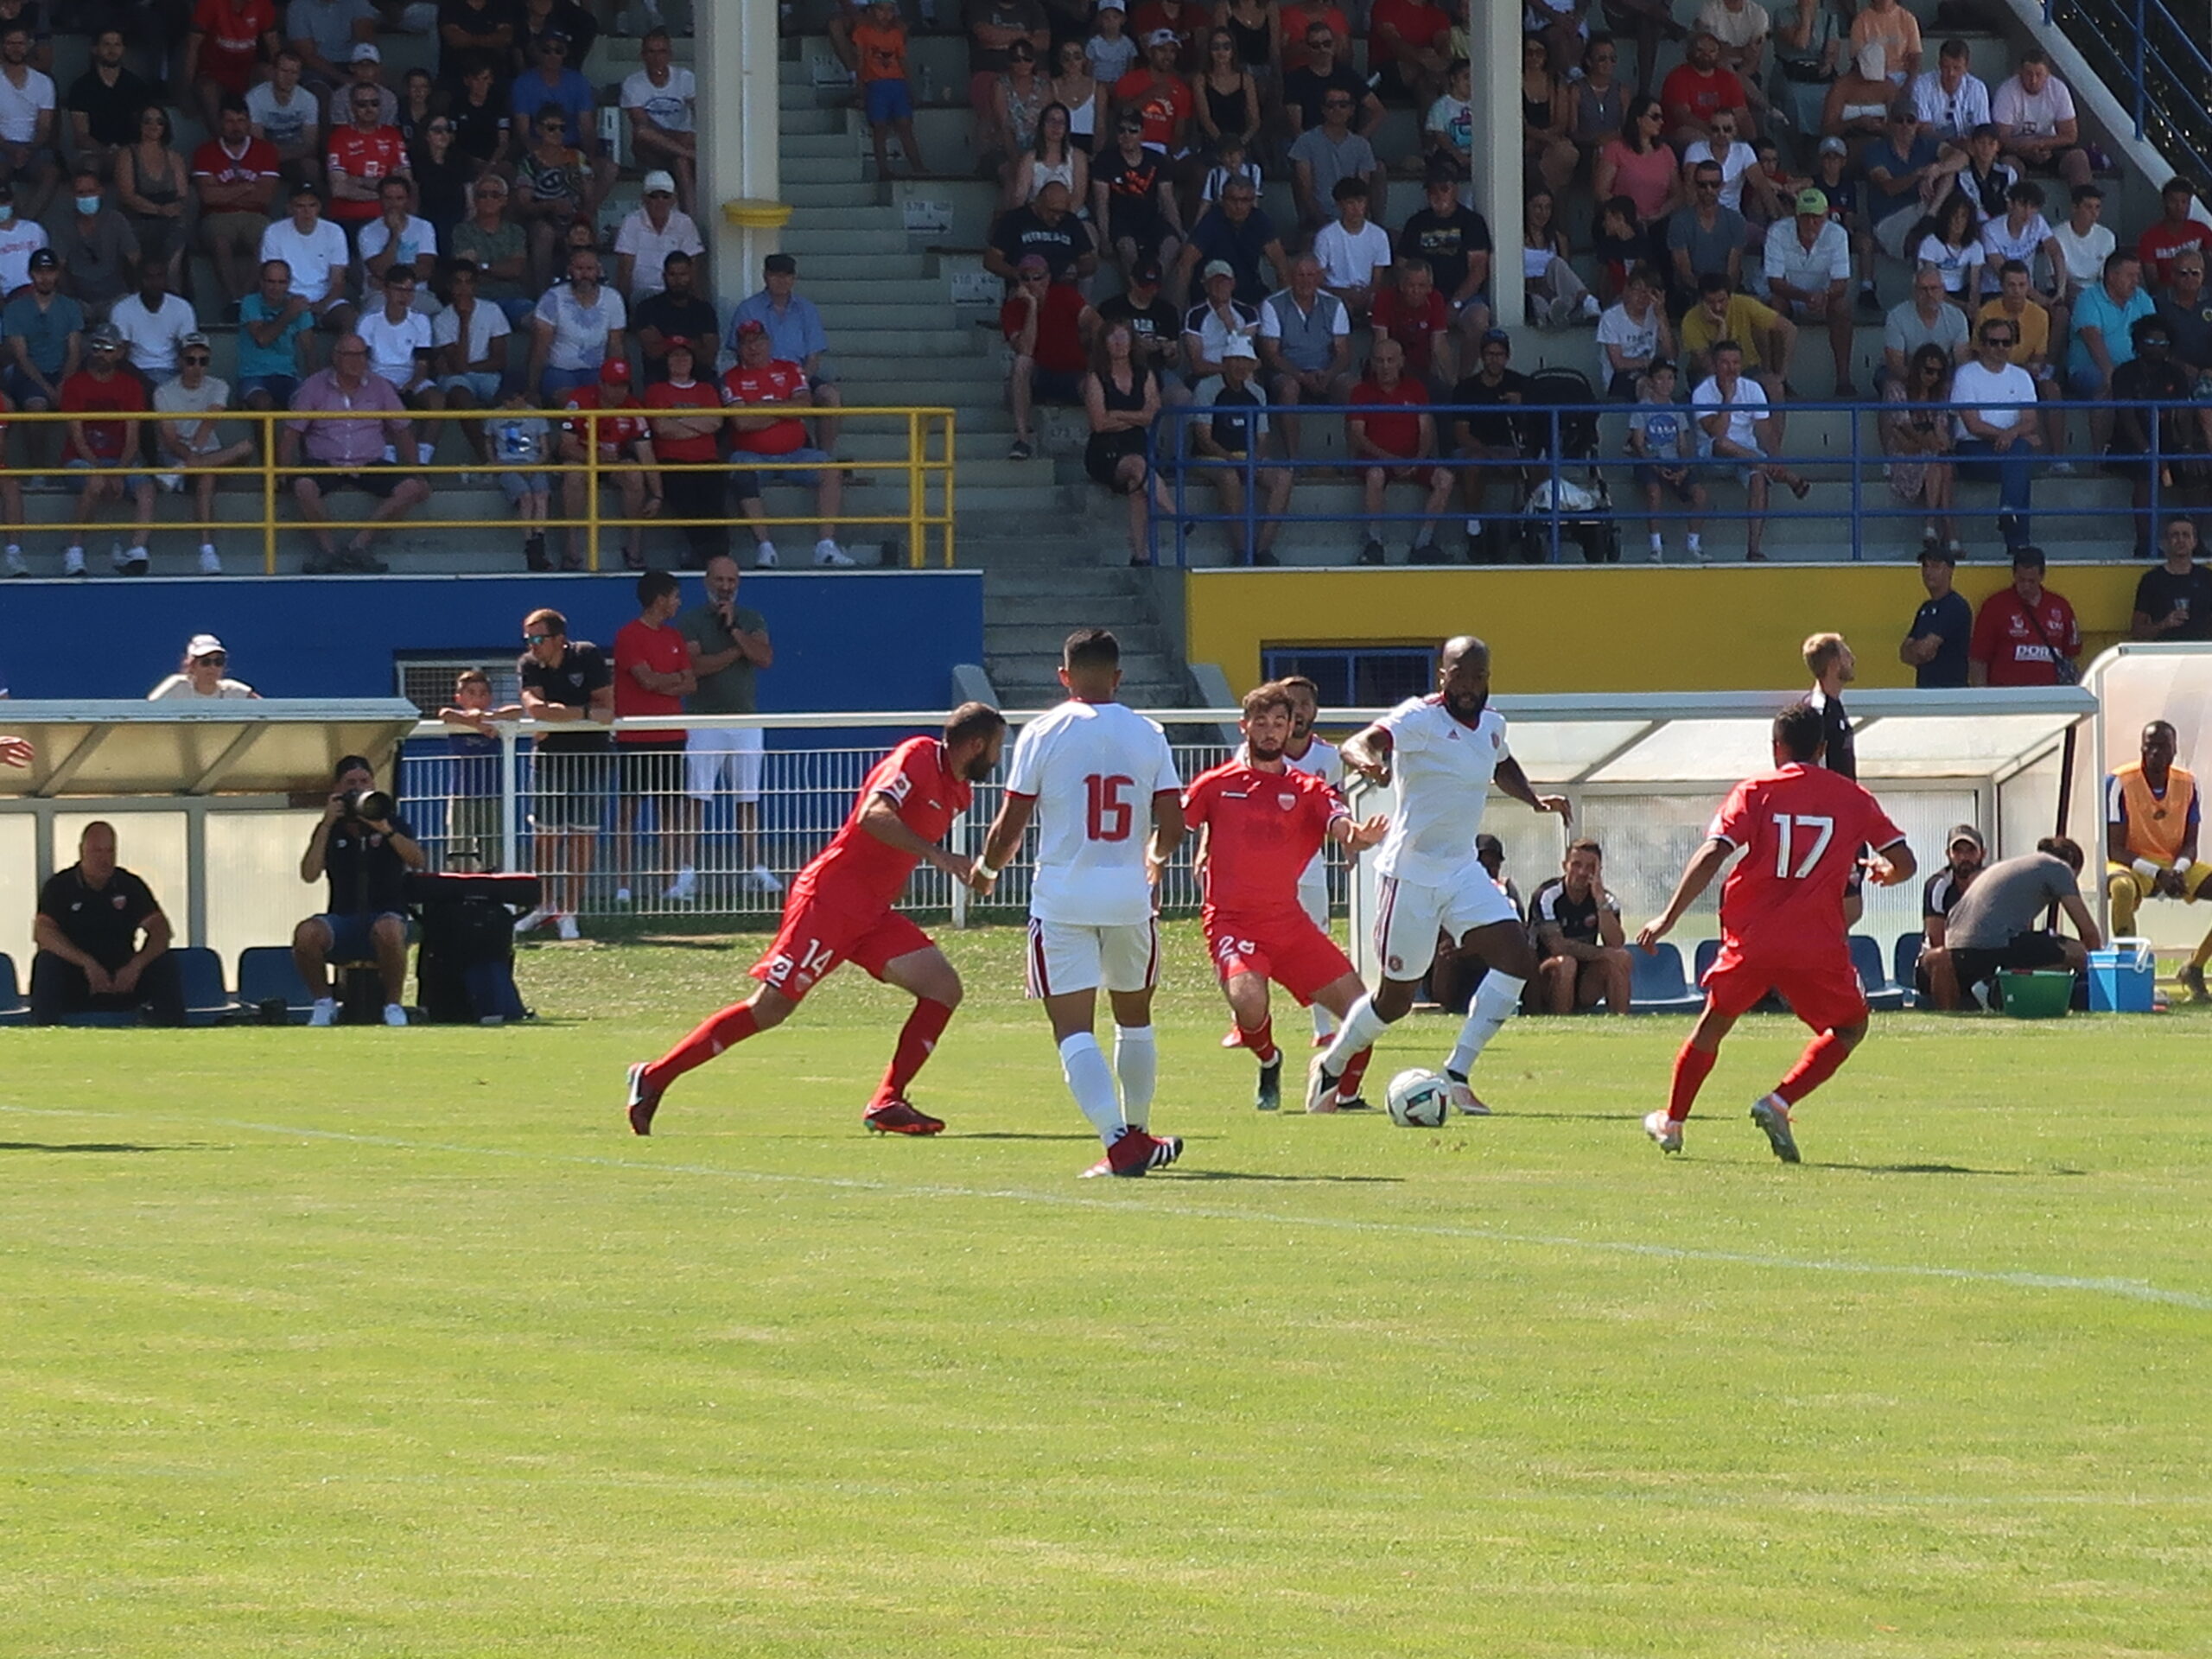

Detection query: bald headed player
(1308, 636), (1573, 1116)
(625, 702), (1007, 1136)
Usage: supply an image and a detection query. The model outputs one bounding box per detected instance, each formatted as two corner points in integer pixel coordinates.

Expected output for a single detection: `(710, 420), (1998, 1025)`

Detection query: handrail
(2044, 0), (2212, 180)
(0, 404), (957, 572)
(1142, 395), (2195, 563)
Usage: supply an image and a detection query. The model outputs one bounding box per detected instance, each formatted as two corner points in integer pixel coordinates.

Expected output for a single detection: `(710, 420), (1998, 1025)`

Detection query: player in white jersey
(976, 628), (1189, 1178)
(1306, 636), (1572, 1115)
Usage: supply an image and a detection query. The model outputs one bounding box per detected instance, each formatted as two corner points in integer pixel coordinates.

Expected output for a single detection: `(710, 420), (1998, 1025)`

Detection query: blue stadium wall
(0, 571), (985, 710)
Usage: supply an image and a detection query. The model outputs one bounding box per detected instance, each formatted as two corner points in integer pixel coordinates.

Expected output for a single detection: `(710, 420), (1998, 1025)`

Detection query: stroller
(1509, 367), (1620, 565)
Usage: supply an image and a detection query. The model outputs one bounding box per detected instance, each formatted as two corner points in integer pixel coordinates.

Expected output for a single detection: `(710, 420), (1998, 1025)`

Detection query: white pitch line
(7, 1103), (2210, 1313)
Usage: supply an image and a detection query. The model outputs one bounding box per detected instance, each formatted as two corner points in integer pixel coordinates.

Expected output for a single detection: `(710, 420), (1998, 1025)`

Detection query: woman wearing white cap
(149, 637), (260, 700)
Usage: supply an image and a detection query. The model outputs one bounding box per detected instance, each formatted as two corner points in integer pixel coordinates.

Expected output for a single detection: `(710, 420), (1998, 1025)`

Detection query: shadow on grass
(957, 1132), (1104, 1142)
(1819, 1160), (2083, 1178)
(0, 1141), (194, 1154)
(1162, 1170), (1403, 1185)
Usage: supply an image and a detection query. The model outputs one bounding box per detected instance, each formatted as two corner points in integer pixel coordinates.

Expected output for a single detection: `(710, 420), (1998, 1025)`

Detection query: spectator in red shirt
(2137, 176), (2211, 290)
(1111, 33), (1193, 156)
(327, 82), (409, 226)
(59, 323), (153, 575)
(722, 319), (851, 568)
(1001, 252), (1087, 461)
(1346, 334), (1451, 564)
(1662, 30), (1751, 149)
(1130, 0), (1205, 72)
(612, 568), (699, 906)
(557, 357), (659, 571)
(193, 99), (282, 308)
(641, 336), (728, 570)
(1368, 255), (1453, 392)
(184, 0), (280, 137)
(1366, 0), (1449, 108)
(1969, 545), (2081, 685)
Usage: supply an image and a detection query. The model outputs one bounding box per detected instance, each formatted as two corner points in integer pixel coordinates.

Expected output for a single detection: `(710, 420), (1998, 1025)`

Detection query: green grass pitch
(3, 920), (2209, 1656)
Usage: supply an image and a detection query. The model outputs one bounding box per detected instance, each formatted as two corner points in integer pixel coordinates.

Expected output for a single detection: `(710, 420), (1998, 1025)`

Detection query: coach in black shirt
(295, 753), (426, 1026)
(517, 605), (613, 938)
(1901, 546), (1973, 687)
(31, 820), (185, 1024)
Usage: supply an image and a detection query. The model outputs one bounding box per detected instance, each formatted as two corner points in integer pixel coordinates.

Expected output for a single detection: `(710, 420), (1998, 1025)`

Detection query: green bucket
(1997, 969), (2075, 1020)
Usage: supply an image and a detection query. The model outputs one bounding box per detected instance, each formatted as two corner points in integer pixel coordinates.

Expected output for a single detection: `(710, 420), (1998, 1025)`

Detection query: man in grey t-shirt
(676, 552), (779, 892)
(1924, 836), (2101, 1008)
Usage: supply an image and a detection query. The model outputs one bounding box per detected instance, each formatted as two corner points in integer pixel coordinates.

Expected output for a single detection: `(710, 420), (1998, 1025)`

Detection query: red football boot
(1079, 1127), (1185, 1178)
(864, 1097), (945, 1135)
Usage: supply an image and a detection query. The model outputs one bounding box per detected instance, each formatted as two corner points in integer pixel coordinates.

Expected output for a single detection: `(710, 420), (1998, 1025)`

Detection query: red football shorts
(750, 879), (933, 1002)
(1205, 912), (1355, 1006)
(1701, 935), (1867, 1032)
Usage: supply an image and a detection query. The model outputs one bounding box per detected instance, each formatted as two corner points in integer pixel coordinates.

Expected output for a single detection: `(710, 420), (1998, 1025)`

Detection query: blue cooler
(2087, 938), (2156, 1013)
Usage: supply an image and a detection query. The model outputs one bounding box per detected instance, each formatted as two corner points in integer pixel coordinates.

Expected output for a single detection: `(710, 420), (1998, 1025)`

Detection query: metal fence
(2049, 0), (2212, 181)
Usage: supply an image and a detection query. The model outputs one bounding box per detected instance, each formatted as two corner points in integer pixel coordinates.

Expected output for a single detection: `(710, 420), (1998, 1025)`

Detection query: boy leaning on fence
(438, 670), (523, 872)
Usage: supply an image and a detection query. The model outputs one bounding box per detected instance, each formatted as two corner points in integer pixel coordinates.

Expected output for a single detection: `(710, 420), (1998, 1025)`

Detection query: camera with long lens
(340, 788), (396, 823)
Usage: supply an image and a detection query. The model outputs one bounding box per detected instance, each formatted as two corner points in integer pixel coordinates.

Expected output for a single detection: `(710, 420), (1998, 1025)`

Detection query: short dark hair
(1567, 837), (1603, 860)
(1698, 271), (1731, 296)
(1331, 175), (1368, 203)
(637, 569), (679, 607)
(1774, 701), (1824, 762)
(2036, 834), (2084, 871)
(945, 701), (1006, 747)
(524, 606), (568, 638)
(219, 94), (249, 118)
(1242, 681), (1294, 721)
(1063, 626), (1120, 672)
(334, 753), (374, 780)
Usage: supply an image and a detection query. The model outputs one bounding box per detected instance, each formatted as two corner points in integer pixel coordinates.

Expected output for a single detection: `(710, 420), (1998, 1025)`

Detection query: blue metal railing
(2045, 0), (2212, 181)
(1139, 397), (2208, 565)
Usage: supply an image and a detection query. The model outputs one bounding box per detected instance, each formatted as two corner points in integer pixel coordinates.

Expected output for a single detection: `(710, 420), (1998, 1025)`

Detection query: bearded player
(1185, 682), (1389, 1112)
(1307, 635), (1573, 1116)
(1635, 700), (1916, 1162)
(624, 702), (1007, 1137)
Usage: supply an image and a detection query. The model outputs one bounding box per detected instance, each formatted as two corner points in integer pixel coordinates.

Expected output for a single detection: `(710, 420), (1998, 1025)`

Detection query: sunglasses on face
(524, 632), (554, 645)
(195, 652), (226, 665)
(183, 353), (211, 365)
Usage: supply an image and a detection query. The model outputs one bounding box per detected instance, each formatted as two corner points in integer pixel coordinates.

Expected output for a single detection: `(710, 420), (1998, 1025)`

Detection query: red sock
(1337, 1045), (1373, 1103)
(1668, 1042), (1717, 1122)
(873, 997), (955, 1105)
(644, 1001), (761, 1094)
(1776, 1029), (1849, 1106)
(1241, 1015), (1278, 1066)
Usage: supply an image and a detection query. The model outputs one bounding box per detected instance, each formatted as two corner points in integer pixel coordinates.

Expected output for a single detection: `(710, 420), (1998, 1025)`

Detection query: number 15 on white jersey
(1005, 701), (1182, 926)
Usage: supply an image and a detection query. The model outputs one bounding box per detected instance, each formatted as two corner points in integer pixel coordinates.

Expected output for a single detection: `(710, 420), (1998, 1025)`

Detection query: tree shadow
(0, 1141), (195, 1154)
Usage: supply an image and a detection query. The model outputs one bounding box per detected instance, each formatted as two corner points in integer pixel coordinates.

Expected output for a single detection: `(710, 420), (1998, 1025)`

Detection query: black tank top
(1099, 365), (1151, 417)
(1205, 76), (1249, 137)
(1225, 9), (1270, 66)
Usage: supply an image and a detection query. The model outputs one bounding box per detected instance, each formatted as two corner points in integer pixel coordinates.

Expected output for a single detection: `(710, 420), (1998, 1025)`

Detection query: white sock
(1686, 532), (1703, 552)
(416, 440), (435, 467)
(1446, 973), (1525, 1079)
(1319, 993), (1391, 1077)
(1649, 532), (1664, 552)
(1311, 1002), (1337, 1039)
(1058, 1032), (1125, 1144)
(1113, 1024), (1157, 1128)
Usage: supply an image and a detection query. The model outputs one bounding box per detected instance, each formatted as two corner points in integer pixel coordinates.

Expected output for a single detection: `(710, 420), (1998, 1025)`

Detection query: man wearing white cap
(1184, 333), (1294, 563)
(614, 169), (703, 304)
(149, 635), (260, 699)
(620, 28), (696, 212)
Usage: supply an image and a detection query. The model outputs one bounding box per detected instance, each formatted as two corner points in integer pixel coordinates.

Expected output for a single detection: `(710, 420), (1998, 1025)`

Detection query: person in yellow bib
(2105, 719), (2212, 1000)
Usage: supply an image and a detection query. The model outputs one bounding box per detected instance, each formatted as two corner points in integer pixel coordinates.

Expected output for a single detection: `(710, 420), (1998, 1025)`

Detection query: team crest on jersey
(111, 893), (127, 908)
(1277, 791), (1296, 810)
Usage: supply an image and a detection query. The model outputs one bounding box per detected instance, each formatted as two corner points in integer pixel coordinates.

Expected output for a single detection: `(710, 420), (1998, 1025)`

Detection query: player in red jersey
(624, 703), (1007, 1137)
(1184, 682), (1387, 1112)
(1635, 701), (1916, 1163)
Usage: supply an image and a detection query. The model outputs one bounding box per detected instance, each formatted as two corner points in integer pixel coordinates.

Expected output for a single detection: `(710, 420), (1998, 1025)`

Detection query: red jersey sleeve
(1181, 767), (1220, 829)
(868, 738), (928, 810)
(1708, 777), (1761, 846)
(1853, 789), (1908, 855)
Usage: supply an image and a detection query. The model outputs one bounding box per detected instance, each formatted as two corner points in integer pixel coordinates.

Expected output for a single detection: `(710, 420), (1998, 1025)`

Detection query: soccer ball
(1385, 1068), (1451, 1128)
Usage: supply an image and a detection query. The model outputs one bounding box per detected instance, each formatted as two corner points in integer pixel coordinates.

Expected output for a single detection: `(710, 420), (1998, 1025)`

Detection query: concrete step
(988, 648), (1184, 686)
(779, 106), (846, 137)
(775, 252), (933, 282)
(780, 155), (868, 186)
(815, 298), (972, 327)
(778, 226), (917, 256)
(783, 181), (882, 209)
(781, 130), (862, 160)
(826, 325), (988, 357)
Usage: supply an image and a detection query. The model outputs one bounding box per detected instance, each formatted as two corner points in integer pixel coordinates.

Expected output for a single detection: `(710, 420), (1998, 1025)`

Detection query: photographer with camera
(293, 753), (427, 1027)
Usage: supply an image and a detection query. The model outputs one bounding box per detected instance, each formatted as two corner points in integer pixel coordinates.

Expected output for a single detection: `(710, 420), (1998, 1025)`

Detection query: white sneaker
(513, 906), (551, 935)
(614, 886), (632, 905)
(556, 913), (581, 941)
(1446, 1077), (1492, 1116)
(382, 1003), (409, 1027)
(1644, 1109), (1682, 1154)
(113, 543), (149, 575)
(3, 544), (24, 577)
(198, 544), (222, 575)
(308, 997), (338, 1027)
(749, 864), (783, 893)
(1463, 518), (1483, 537)
(1302, 1056), (1341, 1114)
(755, 541), (779, 568)
(62, 545), (85, 576)
(1689, 540), (1710, 564)
(1647, 542), (1665, 563)
(1579, 293), (1601, 321)
(813, 538), (856, 567)
(664, 866), (698, 901)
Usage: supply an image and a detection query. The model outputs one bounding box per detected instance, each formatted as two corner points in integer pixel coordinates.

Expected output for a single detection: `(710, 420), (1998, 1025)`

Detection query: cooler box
(2087, 938), (2157, 1013)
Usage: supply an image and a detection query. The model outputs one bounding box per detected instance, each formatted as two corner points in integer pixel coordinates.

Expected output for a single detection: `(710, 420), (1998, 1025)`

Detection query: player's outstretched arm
(859, 795), (977, 887)
(1339, 724), (1395, 785)
(1494, 754), (1572, 824)
(1636, 836), (1732, 951)
(1331, 812), (1390, 853)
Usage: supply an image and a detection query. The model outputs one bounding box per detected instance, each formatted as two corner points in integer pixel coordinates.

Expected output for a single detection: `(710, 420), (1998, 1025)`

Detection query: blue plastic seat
(236, 946), (313, 1022)
(0, 950), (23, 1025)
(1629, 942), (1706, 1013)
(1851, 933), (1904, 1012)
(1892, 931), (1924, 1010)
(173, 946), (233, 1027)
(1692, 937), (1720, 985)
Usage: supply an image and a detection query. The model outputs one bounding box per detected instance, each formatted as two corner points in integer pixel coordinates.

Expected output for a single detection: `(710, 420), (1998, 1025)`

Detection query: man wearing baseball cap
(1760, 185), (1858, 396)
(58, 322), (156, 576)
(728, 252), (841, 453)
(723, 318), (852, 567)
(613, 168), (703, 304)
(149, 635), (259, 699)
(1111, 29), (1194, 158)
(0, 245), (75, 485)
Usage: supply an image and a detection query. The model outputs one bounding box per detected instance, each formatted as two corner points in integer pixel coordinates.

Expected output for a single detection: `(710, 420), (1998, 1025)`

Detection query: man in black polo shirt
(516, 605), (613, 940)
(1529, 838), (1632, 1014)
(1914, 822), (1986, 997)
(1901, 546), (1973, 687)
(65, 28), (161, 181)
(294, 754), (426, 1027)
(31, 820), (185, 1024)
(1449, 329), (1531, 560)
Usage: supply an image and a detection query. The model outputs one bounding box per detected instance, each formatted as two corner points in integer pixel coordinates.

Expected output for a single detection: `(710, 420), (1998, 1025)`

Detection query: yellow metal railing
(0, 404), (957, 572)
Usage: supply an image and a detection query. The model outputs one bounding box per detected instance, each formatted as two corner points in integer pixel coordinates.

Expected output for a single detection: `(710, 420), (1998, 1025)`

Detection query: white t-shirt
(1948, 356), (2036, 439)
(149, 675), (257, 700)
(359, 306), (432, 387)
(358, 214), (439, 281)
(1914, 232), (1986, 296)
(246, 81), (320, 149)
(1311, 219), (1393, 291)
(0, 65), (54, 146)
(1595, 299), (1661, 378)
(153, 375), (233, 454)
(1003, 699), (1181, 926)
(613, 207), (705, 302)
(1908, 69), (1992, 138)
(2053, 219), (2114, 288)
(0, 214), (46, 296)
(1992, 73), (2075, 138)
(1978, 212), (2054, 291)
(259, 217), (351, 303)
(1680, 137), (1758, 213)
(1692, 372), (1767, 455)
(108, 292), (199, 377)
(1371, 696), (1510, 887)
(620, 66), (696, 134)
(431, 299), (512, 367)
(1693, 0), (1770, 48)
(532, 283), (626, 372)
(1424, 92), (1471, 156)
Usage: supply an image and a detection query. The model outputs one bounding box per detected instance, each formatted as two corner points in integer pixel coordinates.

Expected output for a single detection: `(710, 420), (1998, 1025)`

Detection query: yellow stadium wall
(1181, 564), (2144, 694)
